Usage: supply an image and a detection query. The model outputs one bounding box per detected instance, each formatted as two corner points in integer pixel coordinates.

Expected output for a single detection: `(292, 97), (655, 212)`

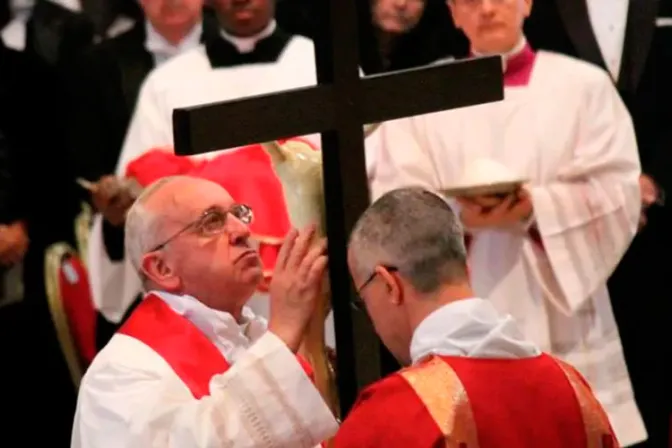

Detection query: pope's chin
(236, 253), (264, 285)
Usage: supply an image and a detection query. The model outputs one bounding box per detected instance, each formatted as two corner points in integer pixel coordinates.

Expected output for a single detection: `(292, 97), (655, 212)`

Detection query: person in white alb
(71, 175), (338, 447)
(525, 1), (672, 444)
(367, 0), (647, 445)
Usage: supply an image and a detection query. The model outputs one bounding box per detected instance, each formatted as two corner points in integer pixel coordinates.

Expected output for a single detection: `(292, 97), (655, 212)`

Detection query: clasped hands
(456, 188), (533, 230)
(267, 224), (328, 353)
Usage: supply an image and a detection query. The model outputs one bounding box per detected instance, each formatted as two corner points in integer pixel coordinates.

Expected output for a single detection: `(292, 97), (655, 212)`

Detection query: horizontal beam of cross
(173, 56), (503, 156)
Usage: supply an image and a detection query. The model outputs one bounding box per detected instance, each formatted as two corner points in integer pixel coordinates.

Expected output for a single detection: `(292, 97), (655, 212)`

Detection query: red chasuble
(118, 294), (313, 398)
(334, 354), (617, 448)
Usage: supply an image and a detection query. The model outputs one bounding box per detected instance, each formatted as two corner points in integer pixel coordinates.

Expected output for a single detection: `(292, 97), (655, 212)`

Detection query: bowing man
(368, 0), (646, 445)
(336, 187), (617, 447)
(72, 175), (338, 447)
(87, 0), (318, 341)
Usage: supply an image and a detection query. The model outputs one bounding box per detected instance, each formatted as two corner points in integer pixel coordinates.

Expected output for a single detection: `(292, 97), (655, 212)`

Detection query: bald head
(125, 176), (185, 274)
(124, 175), (229, 275)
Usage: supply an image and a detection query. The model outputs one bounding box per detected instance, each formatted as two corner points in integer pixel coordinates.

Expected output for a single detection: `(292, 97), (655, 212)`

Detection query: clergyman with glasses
(334, 187), (617, 447)
(72, 175), (338, 447)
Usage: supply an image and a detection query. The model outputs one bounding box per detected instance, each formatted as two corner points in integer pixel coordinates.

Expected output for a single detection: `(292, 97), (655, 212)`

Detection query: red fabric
(119, 294), (230, 399)
(119, 294), (314, 398)
(125, 148), (201, 187)
(58, 255), (97, 367)
(334, 374), (448, 447)
(334, 354), (616, 447)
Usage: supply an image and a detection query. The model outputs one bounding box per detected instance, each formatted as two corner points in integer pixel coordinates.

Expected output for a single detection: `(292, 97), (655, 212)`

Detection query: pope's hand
(268, 224), (328, 353)
(457, 189), (532, 229)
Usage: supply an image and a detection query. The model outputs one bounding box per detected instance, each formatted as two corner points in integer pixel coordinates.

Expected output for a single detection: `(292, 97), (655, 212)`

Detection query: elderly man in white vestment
(72, 175), (338, 447)
(87, 0), (320, 336)
(367, 0), (646, 446)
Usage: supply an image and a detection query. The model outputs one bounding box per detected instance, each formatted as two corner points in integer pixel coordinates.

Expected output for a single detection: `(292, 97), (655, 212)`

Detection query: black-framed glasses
(149, 204), (253, 252)
(351, 265), (398, 311)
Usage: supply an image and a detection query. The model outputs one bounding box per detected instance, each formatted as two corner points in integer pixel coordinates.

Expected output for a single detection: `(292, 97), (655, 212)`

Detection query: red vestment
(334, 354), (618, 448)
(118, 294), (313, 397)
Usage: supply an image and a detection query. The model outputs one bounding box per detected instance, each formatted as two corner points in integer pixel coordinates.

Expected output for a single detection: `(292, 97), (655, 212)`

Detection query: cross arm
(173, 56), (503, 156)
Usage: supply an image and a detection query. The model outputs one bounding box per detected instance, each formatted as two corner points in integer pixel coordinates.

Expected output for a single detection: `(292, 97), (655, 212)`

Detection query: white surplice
(71, 291), (338, 448)
(369, 50), (646, 446)
(88, 31), (318, 325)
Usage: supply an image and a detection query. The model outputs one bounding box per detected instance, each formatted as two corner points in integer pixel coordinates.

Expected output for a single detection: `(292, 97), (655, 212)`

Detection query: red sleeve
(124, 148), (198, 187)
(296, 354), (314, 382)
(334, 374), (442, 448)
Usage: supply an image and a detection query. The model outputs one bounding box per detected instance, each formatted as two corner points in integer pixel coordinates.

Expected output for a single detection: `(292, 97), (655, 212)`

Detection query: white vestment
(88, 35), (318, 324)
(369, 50), (646, 446)
(72, 291), (338, 447)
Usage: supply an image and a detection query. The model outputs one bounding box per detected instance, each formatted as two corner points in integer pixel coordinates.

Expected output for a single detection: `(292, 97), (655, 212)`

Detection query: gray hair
(124, 176), (186, 276)
(349, 187), (468, 294)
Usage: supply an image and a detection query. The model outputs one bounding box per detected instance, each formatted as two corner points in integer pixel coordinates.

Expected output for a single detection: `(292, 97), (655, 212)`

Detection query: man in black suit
(524, 2), (672, 446)
(66, 0), (217, 350)
(3, 0), (144, 67)
(0, 38), (80, 444)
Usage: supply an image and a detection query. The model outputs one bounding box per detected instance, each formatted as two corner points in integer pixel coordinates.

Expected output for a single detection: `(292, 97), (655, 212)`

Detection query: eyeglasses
(149, 204), (253, 252)
(351, 265), (398, 311)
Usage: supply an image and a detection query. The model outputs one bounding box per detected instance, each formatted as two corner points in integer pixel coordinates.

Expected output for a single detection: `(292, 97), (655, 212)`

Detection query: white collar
(144, 20), (203, 61)
(150, 290), (268, 363)
(409, 298), (541, 364)
(43, 0), (80, 12)
(473, 36), (527, 71)
(220, 20), (277, 54)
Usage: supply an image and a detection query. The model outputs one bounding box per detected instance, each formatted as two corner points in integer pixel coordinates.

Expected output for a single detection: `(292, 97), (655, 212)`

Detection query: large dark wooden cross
(173, 0), (503, 417)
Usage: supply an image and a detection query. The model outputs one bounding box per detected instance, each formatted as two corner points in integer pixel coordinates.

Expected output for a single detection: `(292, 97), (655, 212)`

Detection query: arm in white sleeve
(73, 332), (338, 448)
(526, 71), (641, 315)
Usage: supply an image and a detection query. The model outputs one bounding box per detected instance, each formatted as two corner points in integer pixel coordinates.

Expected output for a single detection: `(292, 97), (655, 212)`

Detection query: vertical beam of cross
(311, 0), (383, 416)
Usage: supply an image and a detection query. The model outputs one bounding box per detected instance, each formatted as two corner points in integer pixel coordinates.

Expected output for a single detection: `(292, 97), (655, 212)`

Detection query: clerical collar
(409, 298), (541, 363)
(219, 20), (277, 54)
(471, 38), (536, 87)
(144, 21), (203, 65)
(44, 0), (80, 11)
(151, 290), (268, 363)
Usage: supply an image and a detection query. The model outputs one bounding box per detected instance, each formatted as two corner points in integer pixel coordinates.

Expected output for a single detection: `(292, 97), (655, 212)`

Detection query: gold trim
(554, 358), (615, 447)
(44, 243), (84, 389)
(399, 357), (480, 447)
(74, 202), (92, 265)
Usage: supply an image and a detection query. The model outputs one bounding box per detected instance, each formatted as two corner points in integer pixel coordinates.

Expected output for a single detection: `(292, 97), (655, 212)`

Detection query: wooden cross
(173, 0), (503, 417)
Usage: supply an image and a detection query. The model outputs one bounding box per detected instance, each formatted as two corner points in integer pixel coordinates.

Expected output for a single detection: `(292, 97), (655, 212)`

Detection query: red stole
(119, 294), (231, 398)
(119, 294), (314, 399)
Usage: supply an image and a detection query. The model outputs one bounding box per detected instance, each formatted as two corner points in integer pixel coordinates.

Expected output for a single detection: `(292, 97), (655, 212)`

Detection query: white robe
(369, 51), (646, 446)
(88, 36), (317, 325)
(72, 291), (338, 447)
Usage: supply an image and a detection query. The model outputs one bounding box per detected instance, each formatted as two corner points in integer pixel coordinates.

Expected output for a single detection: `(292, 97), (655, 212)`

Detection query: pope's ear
(141, 252), (180, 291)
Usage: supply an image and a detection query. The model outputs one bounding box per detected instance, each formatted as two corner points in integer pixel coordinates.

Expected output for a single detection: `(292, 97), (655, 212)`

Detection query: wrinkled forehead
(150, 178), (235, 220)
